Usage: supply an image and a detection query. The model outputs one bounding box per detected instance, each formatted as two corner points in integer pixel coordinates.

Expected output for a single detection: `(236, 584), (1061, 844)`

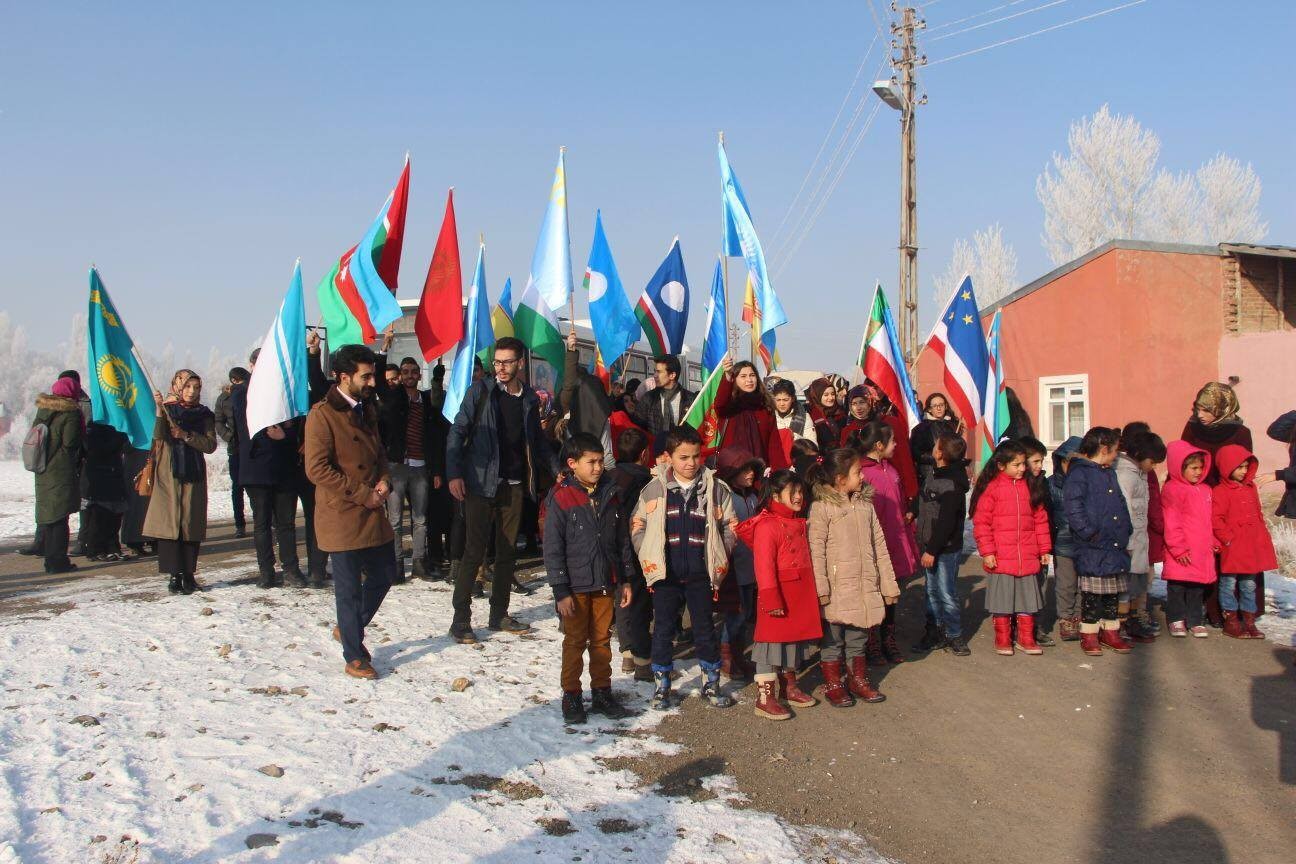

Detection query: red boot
(1014, 614), (1043, 655)
(1241, 611), (1265, 640)
(754, 677), (791, 720)
(865, 627), (888, 667)
(1222, 611), (1245, 639)
(819, 660), (855, 707)
(993, 614), (1014, 656)
(719, 643), (737, 678)
(779, 670), (817, 708)
(1080, 630), (1102, 656)
(847, 655), (886, 703)
(1098, 624), (1132, 653)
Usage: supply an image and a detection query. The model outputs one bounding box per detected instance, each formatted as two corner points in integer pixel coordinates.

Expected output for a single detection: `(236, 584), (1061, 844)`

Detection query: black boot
(168, 573), (182, 594)
(880, 620), (905, 665)
(651, 670), (672, 710)
(256, 570), (274, 589)
(285, 566), (308, 588)
(914, 620), (945, 653)
(589, 687), (633, 719)
(181, 572), (198, 595)
(307, 570), (327, 589)
(561, 692), (587, 724)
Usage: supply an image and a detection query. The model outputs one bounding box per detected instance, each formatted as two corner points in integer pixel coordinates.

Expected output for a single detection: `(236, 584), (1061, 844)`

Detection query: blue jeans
(721, 583), (756, 645)
(651, 575), (719, 672)
(924, 551), (963, 638)
(331, 541), (396, 664)
(1219, 574), (1258, 614)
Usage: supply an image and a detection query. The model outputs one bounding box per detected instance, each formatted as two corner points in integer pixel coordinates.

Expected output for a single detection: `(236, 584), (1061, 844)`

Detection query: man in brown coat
(304, 344), (394, 679)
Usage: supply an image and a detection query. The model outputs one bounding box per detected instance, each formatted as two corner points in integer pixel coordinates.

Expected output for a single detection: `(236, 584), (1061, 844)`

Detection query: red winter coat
(972, 472), (1051, 577)
(1212, 444), (1278, 574)
(713, 376), (780, 466)
(1161, 440), (1217, 585)
(1147, 471), (1165, 565)
(841, 415), (919, 501)
(737, 500), (824, 644)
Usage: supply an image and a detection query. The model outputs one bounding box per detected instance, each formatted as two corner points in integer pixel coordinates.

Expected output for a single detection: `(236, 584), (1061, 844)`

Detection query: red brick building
(916, 240), (1296, 470)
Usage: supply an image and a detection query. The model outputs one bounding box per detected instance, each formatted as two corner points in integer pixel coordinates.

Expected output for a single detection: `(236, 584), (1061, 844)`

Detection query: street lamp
(872, 80), (906, 112)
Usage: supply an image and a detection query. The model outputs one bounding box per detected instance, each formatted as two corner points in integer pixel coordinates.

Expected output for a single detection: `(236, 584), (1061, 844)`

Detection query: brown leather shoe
(333, 627), (371, 661)
(345, 659), (377, 680)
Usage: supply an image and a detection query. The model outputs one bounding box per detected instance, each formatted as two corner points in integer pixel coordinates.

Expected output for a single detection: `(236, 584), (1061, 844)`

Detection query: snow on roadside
(0, 560), (889, 864)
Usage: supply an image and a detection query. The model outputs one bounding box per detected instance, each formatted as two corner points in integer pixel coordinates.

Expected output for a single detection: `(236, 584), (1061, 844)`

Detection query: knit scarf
(165, 401), (210, 482)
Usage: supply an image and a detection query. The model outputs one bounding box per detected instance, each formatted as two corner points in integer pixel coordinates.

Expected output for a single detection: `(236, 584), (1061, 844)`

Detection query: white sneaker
(1169, 621), (1188, 637)
(1190, 625), (1209, 638)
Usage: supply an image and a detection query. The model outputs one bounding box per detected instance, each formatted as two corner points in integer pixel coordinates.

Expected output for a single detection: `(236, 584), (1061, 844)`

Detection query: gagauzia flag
(859, 283), (920, 431)
(635, 238), (690, 357)
(317, 158), (409, 346)
(684, 259), (729, 448)
(445, 245), (493, 423)
(246, 261), (311, 438)
(980, 310), (1009, 467)
(925, 274), (990, 429)
(86, 268), (156, 449)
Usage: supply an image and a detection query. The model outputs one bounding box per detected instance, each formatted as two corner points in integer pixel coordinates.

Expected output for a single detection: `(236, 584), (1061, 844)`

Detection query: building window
(1038, 374), (1089, 448)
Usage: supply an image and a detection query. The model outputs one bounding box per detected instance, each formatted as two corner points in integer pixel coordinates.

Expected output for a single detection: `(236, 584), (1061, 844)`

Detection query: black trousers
(615, 578), (652, 661)
(228, 449), (247, 530)
(1080, 591), (1120, 625)
(83, 505), (123, 556)
(295, 476), (328, 579)
(1165, 581), (1206, 627)
(41, 517), (71, 569)
(427, 483), (452, 563)
(332, 541), (395, 664)
(650, 575), (719, 670)
(156, 539), (200, 576)
(245, 485), (299, 576)
(451, 483), (523, 625)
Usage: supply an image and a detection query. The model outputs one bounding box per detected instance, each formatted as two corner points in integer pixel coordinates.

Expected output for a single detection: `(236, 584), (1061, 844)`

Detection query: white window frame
(1038, 374), (1090, 449)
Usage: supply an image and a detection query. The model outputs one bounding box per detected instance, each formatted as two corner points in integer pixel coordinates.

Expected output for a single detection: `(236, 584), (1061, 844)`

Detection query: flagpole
(718, 132), (732, 357)
(561, 145), (576, 338)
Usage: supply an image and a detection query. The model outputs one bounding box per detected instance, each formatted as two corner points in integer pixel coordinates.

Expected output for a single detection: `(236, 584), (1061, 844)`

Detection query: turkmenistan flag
(317, 156), (410, 346)
(514, 279), (564, 382)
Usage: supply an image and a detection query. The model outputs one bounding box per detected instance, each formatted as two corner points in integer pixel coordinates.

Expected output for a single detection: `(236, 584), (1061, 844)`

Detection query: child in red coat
(1212, 444), (1278, 639)
(1162, 441), (1217, 638)
(971, 440), (1053, 656)
(735, 470), (823, 721)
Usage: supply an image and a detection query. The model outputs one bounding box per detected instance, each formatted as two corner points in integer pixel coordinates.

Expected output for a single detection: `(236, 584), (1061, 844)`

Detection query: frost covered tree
(1037, 105), (1267, 264)
(932, 224), (1019, 308)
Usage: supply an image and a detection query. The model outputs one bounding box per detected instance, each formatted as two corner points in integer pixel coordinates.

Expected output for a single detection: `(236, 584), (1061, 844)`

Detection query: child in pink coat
(849, 420), (919, 665)
(1161, 440), (1217, 638)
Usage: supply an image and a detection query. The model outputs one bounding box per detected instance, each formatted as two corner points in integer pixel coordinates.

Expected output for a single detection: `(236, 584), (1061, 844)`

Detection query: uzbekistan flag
(858, 283), (921, 431)
(317, 156), (410, 347)
(924, 274), (990, 429)
(635, 238), (690, 357)
(979, 310), (1010, 466)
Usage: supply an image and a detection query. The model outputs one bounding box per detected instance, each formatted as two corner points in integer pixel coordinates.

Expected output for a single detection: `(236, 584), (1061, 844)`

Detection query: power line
(929, 0), (1069, 42)
(926, 0), (1030, 33)
(926, 0), (1149, 67)
(769, 30), (880, 247)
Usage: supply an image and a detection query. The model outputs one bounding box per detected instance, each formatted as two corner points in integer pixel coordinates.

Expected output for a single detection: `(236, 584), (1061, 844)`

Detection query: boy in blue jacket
(544, 432), (635, 725)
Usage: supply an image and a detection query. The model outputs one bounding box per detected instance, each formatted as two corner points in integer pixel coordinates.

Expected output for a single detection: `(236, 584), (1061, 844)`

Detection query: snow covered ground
(0, 553), (885, 863)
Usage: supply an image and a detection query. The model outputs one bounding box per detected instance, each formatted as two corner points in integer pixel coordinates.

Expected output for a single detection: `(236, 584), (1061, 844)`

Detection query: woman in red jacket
(736, 470), (823, 721)
(713, 358), (780, 465)
(1212, 444), (1278, 639)
(971, 440), (1053, 656)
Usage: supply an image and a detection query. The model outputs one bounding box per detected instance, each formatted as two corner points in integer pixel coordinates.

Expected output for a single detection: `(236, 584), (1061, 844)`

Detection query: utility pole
(892, 3), (926, 367)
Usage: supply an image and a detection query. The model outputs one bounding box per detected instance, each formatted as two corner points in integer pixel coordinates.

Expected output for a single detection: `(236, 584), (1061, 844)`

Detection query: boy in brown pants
(544, 432), (635, 724)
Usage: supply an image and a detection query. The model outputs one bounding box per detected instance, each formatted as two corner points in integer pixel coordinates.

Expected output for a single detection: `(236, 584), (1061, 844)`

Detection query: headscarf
(51, 376), (87, 433)
(1193, 382), (1241, 426)
(163, 370), (210, 483)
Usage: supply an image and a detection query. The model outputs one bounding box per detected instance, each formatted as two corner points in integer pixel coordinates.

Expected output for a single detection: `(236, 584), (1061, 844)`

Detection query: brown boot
(819, 660), (855, 708)
(719, 643), (737, 680)
(1058, 616), (1081, 642)
(1080, 628), (1102, 656)
(1098, 623), (1132, 653)
(731, 636), (756, 680)
(865, 627), (888, 667)
(1241, 611), (1265, 640)
(345, 659), (377, 679)
(754, 676), (791, 720)
(1222, 611), (1246, 639)
(778, 670), (817, 708)
(847, 655), (886, 703)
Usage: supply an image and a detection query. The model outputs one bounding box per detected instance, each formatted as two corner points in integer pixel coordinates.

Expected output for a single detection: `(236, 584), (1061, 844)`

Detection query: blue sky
(2, 1), (1292, 373)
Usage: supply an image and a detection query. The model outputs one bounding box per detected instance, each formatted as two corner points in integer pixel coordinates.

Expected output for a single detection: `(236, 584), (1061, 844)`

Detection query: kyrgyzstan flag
(415, 189), (465, 361)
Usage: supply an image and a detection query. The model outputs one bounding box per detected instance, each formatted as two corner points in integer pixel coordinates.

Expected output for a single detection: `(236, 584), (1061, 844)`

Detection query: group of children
(542, 410), (1280, 725)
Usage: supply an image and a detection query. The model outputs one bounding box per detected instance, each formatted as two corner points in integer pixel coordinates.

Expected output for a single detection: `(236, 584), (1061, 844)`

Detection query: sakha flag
(635, 238), (690, 356)
(979, 310), (1010, 467)
(683, 258), (729, 448)
(858, 283), (921, 431)
(316, 156), (409, 346)
(924, 274), (990, 428)
(414, 189), (464, 361)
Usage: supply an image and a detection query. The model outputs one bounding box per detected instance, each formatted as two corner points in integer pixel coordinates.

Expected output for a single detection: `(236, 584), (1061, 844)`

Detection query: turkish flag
(415, 189), (464, 361)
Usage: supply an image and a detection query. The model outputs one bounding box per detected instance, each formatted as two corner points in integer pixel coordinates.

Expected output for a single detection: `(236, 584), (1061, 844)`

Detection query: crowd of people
(17, 333), (1296, 718)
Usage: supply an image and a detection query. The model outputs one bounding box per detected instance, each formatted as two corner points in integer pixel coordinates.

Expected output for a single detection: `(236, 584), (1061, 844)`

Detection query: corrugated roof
(1219, 242), (1296, 260)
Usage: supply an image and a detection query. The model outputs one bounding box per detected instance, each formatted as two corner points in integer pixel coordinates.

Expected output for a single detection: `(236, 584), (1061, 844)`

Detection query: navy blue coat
(445, 378), (559, 500)
(231, 383), (299, 488)
(1062, 456), (1132, 576)
(1046, 436), (1082, 559)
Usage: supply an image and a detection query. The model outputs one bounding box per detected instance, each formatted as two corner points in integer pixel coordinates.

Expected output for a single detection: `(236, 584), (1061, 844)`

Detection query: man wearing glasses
(445, 337), (559, 643)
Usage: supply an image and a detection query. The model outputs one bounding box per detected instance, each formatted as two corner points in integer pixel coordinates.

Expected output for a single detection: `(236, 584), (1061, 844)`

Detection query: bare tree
(932, 224), (1019, 309)
(1036, 105), (1267, 264)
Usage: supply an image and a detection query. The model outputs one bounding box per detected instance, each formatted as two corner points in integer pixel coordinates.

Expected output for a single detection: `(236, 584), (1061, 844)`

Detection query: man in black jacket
(631, 355), (696, 439)
(214, 367), (250, 538)
(445, 337), (559, 644)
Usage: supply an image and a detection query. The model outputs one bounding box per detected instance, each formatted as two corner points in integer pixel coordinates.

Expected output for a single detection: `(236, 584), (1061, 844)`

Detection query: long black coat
(1268, 410), (1296, 519)
(81, 422), (127, 504)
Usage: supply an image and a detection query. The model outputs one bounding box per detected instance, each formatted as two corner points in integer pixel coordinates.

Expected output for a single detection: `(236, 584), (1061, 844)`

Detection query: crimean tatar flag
(246, 261), (311, 438)
(979, 310), (1010, 467)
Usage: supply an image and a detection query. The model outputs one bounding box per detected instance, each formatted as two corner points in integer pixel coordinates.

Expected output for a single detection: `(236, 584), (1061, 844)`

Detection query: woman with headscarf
(1180, 381), (1258, 621)
(32, 376), (85, 574)
(806, 377), (845, 452)
(143, 370), (217, 595)
(713, 358), (780, 465)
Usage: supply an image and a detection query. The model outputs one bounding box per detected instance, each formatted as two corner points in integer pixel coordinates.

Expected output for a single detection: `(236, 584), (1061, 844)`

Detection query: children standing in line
(1046, 436), (1083, 641)
(1063, 427), (1134, 657)
(852, 420), (920, 664)
(736, 470), (823, 721)
(915, 434), (972, 656)
(1212, 444), (1278, 639)
(807, 448), (898, 707)
(1115, 430), (1167, 643)
(1019, 437), (1056, 647)
(715, 448), (765, 681)
(1161, 441), (1217, 638)
(544, 433), (636, 725)
(631, 425), (737, 709)
(971, 441), (1052, 656)
(609, 428), (655, 682)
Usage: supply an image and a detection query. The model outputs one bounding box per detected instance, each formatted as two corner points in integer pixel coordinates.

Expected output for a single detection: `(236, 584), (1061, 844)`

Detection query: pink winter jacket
(1160, 440), (1217, 585)
(972, 472), (1051, 577)
(859, 457), (920, 581)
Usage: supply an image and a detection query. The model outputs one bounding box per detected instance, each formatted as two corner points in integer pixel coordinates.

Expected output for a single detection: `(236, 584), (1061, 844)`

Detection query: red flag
(377, 156), (411, 293)
(415, 189), (465, 361)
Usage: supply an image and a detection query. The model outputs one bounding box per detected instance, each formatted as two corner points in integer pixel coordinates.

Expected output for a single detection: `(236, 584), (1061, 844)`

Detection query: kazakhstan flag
(86, 268), (157, 449)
